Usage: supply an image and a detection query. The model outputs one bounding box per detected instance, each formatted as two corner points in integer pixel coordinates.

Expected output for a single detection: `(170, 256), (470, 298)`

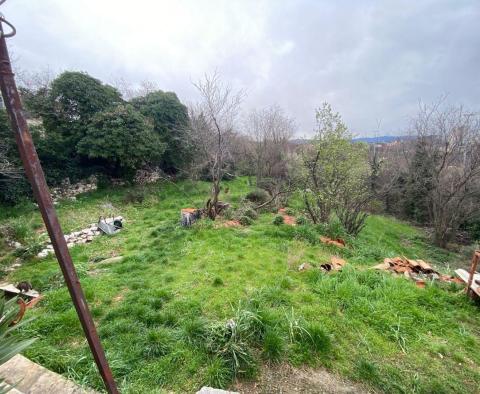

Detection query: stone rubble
(36, 216), (123, 259)
(133, 167), (165, 185)
(50, 176), (97, 204)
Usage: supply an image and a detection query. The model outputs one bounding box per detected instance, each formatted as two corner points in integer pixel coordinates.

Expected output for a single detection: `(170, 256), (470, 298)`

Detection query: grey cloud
(2, 0), (479, 136)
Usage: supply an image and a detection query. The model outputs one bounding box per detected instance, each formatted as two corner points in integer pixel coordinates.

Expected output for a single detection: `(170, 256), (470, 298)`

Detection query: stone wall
(37, 216), (123, 258)
(50, 176), (97, 203)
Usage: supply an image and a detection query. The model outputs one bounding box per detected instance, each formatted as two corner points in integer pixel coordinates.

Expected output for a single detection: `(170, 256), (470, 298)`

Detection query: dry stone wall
(37, 216), (123, 258)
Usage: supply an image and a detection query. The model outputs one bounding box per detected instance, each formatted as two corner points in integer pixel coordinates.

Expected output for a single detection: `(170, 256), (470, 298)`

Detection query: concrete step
(0, 355), (98, 394)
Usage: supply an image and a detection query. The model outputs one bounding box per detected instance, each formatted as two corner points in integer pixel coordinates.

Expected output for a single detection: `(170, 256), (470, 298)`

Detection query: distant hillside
(352, 135), (411, 144)
(291, 136), (412, 145)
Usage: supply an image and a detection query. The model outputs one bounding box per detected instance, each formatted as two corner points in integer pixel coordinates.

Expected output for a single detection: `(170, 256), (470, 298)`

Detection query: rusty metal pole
(0, 14), (119, 394)
(466, 250), (480, 297)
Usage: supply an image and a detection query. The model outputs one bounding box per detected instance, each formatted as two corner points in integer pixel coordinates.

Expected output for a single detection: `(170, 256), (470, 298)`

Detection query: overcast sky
(3, 0), (479, 137)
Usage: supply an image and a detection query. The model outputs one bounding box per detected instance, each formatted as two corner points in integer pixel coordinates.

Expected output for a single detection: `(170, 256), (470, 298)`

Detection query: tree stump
(181, 208), (201, 227)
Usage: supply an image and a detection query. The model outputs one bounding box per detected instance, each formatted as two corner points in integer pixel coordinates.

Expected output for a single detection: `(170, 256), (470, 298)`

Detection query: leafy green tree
(403, 140), (434, 223)
(77, 105), (165, 176)
(35, 72), (122, 182)
(43, 71), (122, 144)
(300, 103), (372, 235)
(131, 91), (190, 173)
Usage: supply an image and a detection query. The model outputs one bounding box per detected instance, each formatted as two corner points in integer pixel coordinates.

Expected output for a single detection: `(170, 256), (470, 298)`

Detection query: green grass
(0, 177), (479, 393)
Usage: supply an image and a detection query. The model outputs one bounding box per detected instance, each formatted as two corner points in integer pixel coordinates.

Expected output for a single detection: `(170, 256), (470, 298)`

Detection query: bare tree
(407, 102), (480, 247)
(244, 105), (295, 184)
(111, 77), (159, 100)
(189, 72), (243, 219)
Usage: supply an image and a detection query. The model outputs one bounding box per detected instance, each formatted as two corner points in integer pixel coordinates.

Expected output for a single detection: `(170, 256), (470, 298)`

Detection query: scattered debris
(320, 236), (346, 248)
(298, 256), (347, 273)
(133, 167), (164, 185)
(37, 216), (124, 258)
(298, 262), (312, 271)
(372, 256), (462, 286)
(278, 208), (296, 226)
(11, 295), (44, 326)
(320, 256), (346, 272)
(415, 280), (426, 289)
(222, 220), (241, 228)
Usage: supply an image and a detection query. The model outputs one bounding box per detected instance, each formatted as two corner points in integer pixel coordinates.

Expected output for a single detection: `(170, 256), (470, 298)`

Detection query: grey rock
(196, 387), (238, 394)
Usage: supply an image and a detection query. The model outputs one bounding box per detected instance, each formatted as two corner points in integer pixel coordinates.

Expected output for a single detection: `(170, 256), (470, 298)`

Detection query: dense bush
(296, 216), (308, 225)
(0, 110), (34, 204)
(242, 207), (258, 220)
(14, 72), (192, 188)
(245, 189), (270, 204)
(239, 216), (254, 226)
(273, 215), (284, 225)
(39, 72), (123, 180)
(77, 105), (164, 176)
(131, 91), (191, 173)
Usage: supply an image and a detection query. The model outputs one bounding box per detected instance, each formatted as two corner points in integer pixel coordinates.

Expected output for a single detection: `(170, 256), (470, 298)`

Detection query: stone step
(196, 388), (238, 394)
(0, 355), (98, 394)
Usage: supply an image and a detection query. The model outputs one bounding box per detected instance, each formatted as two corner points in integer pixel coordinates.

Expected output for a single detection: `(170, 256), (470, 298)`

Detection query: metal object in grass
(0, 4), (118, 393)
(97, 217), (123, 235)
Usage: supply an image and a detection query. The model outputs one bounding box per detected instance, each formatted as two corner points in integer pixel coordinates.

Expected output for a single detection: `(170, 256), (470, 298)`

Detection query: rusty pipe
(0, 18), (119, 394)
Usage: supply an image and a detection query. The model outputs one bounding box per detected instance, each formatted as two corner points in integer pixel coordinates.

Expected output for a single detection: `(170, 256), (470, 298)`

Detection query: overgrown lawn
(0, 178), (479, 393)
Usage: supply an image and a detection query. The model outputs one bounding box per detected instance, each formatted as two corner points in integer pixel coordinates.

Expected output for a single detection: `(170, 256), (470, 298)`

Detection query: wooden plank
(455, 269), (480, 296)
(0, 283), (40, 299)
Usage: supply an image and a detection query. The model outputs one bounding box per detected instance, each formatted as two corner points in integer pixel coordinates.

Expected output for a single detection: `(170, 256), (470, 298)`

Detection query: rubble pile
(372, 256), (463, 287)
(133, 167), (164, 185)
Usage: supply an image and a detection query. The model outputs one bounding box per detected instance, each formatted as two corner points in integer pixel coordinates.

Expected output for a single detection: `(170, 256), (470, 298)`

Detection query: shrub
(222, 208), (234, 220)
(182, 318), (208, 345)
(245, 189), (270, 204)
(204, 357), (233, 389)
(77, 105), (165, 174)
(14, 240), (44, 259)
(143, 328), (174, 358)
(123, 188), (146, 204)
(296, 216), (308, 225)
(212, 277), (224, 287)
(304, 323), (332, 353)
(293, 226), (318, 245)
(262, 329), (285, 362)
(243, 208), (258, 220)
(285, 208), (295, 216)
(0, 177), (32, 205)
(239, 216), (254, 226)
(273, 215), (284, 225)
(317, 217), (347, 240)
(205, 319), (256, 377)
